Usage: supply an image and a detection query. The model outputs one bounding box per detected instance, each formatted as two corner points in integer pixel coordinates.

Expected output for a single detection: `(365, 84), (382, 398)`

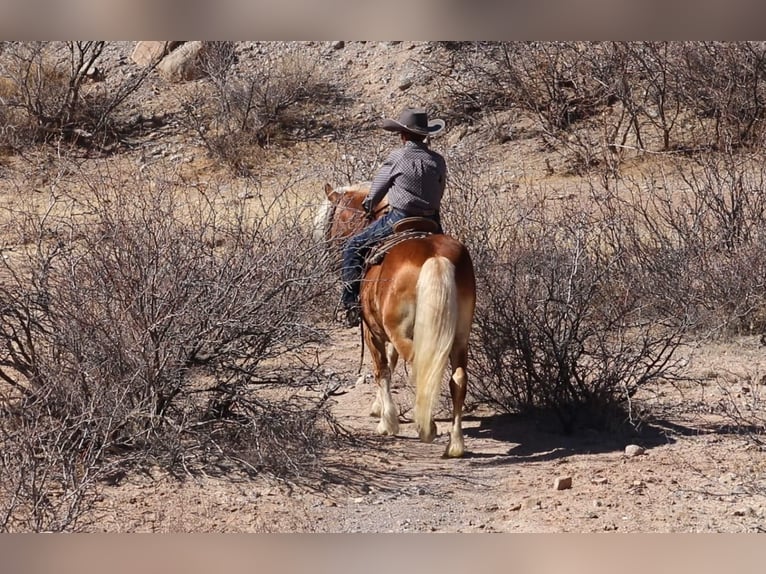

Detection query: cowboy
(340, 107), (447, 328)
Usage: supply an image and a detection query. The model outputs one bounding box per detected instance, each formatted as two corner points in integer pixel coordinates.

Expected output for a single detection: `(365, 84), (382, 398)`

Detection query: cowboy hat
(381, 107), (445, 137)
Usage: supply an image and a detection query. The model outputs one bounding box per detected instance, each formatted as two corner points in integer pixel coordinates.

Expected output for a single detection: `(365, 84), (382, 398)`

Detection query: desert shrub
(431, 42), (766, 177)
(430, 42), (620, 143)
(444, 151), (689, 432)
(621, 152), (766, 335)
(0, 163), (343, 530)
(0, 42), (157, 151)
(676, 42), (766, 150)
(183, 42), (344, 176)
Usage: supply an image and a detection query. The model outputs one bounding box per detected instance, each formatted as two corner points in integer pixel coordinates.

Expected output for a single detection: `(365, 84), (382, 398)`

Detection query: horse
(318, 182), (476, 458)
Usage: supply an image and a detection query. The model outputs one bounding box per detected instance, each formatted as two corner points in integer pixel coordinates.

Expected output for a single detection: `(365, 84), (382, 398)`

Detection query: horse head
(318, 182), (388, 243)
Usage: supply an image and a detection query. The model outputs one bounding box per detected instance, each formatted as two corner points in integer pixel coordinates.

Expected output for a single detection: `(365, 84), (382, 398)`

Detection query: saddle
(365, 217), (440, 267)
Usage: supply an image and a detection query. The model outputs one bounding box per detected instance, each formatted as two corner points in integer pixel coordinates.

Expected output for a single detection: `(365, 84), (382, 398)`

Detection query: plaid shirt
(362, 140), (447, 216)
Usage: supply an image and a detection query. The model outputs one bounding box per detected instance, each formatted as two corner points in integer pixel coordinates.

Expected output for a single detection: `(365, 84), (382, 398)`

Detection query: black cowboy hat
(381, 107), (445, 137)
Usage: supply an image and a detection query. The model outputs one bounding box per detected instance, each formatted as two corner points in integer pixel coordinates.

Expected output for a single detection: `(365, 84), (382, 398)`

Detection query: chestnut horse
(318, 182), (476, 458)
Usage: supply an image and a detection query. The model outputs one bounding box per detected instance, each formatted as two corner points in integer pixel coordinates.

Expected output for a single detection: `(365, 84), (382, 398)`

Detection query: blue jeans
(340, 209), (442, 308)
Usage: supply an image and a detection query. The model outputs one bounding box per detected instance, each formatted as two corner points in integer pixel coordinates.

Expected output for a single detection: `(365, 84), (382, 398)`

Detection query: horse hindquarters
(412, 256), (458, 447)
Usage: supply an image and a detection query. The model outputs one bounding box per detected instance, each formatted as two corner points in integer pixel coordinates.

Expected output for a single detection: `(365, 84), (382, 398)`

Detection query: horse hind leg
(369, 342), (399, 418)
(366, 334), (399, 436)
(444, 346), (468, 458)
(376, 367), (399, 437)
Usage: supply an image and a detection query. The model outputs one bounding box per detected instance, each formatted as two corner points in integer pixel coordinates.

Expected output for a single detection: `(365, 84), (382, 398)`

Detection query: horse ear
(324, 183), (340, 203)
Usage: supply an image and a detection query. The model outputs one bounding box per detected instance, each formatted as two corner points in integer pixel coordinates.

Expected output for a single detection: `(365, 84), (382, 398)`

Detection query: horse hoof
(376, 422), (399, 436)
(417, 421), (437, 443)
(443, 441), (465, 458)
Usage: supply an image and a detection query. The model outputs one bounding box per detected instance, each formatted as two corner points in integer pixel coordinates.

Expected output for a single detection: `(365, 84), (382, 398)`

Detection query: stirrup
(344, 307), (361, 328)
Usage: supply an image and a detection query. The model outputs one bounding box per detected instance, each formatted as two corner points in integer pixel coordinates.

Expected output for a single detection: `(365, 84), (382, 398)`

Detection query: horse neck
(330, 191), (369, 240)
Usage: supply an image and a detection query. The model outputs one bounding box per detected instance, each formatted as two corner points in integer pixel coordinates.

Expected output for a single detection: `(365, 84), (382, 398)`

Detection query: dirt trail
(93, 327), (766, 533)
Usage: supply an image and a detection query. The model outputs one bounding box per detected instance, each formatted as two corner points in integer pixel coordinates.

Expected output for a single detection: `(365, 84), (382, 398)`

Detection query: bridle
(324, 199), (388, 243)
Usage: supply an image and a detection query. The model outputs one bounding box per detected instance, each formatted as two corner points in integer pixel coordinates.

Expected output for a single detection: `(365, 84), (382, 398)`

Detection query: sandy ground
(90, 326), (766, 533)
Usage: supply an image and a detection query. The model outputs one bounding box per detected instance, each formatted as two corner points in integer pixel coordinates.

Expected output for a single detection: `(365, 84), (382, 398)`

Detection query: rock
(131, 41), (182, 67)
(398, 76), (414, 91)
(331, 41), (345, 50)
(554, 476), (573, 490)
(522, 498), (541, 510)
(624, 444), (646, 457)
(79, 62), (104, 82)
(158, 41), (207, 82)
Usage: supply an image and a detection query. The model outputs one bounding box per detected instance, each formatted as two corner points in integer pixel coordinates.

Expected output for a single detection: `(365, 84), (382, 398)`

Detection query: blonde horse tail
(412, 256), (458, 443)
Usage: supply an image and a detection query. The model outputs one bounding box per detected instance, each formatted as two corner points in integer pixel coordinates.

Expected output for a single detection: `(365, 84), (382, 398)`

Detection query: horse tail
(412, 255), (458, 443)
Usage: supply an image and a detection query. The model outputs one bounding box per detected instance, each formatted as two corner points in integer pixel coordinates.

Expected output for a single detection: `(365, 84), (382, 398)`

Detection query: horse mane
(338, 182), (371, 194)
(313, 200), (334, 244)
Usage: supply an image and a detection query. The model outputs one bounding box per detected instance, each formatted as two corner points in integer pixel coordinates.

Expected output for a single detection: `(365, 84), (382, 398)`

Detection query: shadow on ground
(460, 412), (677, 466)
(459, 408), (762, 467)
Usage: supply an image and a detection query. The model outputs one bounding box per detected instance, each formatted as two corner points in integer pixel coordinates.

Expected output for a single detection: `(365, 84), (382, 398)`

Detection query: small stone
(522, 498), (541, 510)
(554, 476), (573, 490)
(332, 41), (345, 50)
(624, 444), (646, 457)
(508, 503), (522, 512)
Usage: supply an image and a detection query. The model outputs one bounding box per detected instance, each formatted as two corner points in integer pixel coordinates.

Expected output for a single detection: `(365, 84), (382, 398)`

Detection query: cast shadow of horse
(458, 411), (683, 467)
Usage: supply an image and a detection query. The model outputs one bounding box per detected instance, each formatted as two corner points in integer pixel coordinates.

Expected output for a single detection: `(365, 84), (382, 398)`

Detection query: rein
(325, 195), (381, 377)
(369, 204), (389, 220)
(358, 318), (365, 378)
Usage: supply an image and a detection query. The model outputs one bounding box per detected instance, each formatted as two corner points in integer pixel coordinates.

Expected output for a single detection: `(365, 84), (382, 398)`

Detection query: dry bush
(0, 42), (157, 151)
(444, 151), (689, 432)
(0, 162), (344, 530)
(182, 43), (345, 176)
(432, 42), (766, 176)
(676, 42), (766, 150)
(431, 43), (621, 159)
(712, 369), (766, 450)
(0, 42), (152, 149)
(619, 152), (766, 335)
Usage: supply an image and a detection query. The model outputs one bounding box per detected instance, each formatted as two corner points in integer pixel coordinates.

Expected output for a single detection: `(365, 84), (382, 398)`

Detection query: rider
(340, 107), (447, 328)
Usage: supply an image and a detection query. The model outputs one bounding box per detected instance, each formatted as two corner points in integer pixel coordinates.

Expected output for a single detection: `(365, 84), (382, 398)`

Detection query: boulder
(131, 41), (183, 67)
(157, 41), (208, 82)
